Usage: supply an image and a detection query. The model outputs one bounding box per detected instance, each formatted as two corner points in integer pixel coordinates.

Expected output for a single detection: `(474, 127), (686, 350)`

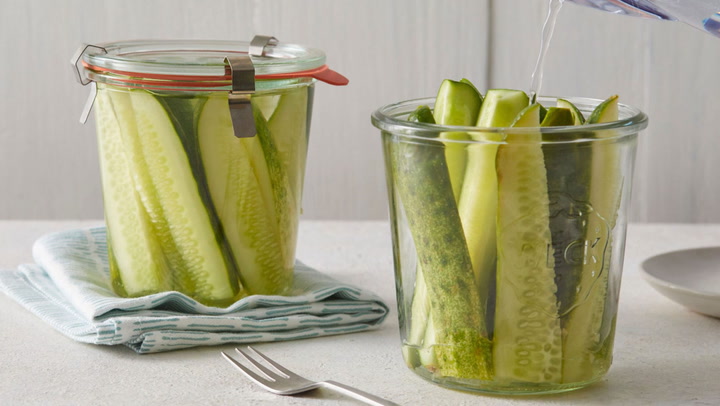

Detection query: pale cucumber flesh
(459, 89), (529, 326)
(199, 93), (296, 296)
(95, 83), (311, 306)
(154, 93), (241, 288)
(493, 103), (563, 384)
(540, 107), (573, 127)
(128, 90), (239, 303)
(101, 88), (240, 305)
(95, 86), (170, 296)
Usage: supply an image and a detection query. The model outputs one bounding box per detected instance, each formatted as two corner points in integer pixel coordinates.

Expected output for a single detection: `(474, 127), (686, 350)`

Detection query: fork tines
(222, 346), (300, 385)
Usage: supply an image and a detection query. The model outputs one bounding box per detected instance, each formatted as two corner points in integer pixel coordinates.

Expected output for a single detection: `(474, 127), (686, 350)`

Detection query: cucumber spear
(493, 103), (563, 383)
(458, 89), (529, 328)
(391, 104), (492, 380)
(562, 95), (621, 383)
(433, 79), (483, 201)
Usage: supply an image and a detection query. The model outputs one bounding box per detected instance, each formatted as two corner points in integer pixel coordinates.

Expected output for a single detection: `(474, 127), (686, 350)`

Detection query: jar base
(409, 365), (604, 395)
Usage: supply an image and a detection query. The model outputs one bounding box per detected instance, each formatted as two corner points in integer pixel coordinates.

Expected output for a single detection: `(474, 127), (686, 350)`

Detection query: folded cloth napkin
(0, 227), (389, 354)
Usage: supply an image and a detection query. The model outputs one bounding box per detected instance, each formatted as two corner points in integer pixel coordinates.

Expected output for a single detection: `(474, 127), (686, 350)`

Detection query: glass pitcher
(566, 0), (720, 37)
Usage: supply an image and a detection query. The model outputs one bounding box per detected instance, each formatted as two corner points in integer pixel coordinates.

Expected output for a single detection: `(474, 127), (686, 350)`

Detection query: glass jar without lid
(372, 96), (647, 394)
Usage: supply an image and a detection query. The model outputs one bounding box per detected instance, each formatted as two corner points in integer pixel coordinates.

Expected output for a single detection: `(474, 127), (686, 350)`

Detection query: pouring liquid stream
(529, 0), (720, 104)
(529, 0), (565, 104)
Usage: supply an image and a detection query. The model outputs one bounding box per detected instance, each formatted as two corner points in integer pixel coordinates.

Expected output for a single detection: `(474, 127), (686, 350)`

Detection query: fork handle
(321, 380), (400, 406)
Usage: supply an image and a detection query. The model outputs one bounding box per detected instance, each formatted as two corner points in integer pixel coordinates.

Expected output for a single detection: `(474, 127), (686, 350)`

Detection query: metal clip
(78, 82), (98, 125)
(71, 44), (107, 124)
(226, 35), (278, 138)
(226, 55), (256, 138)
(249, 35), (278, 57)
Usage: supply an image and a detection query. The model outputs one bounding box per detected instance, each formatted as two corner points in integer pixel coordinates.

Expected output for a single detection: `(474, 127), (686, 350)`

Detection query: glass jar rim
(371, 96), (649, 144)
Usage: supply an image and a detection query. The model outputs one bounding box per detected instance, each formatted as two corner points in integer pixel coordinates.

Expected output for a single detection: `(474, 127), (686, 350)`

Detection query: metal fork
(221, 346), (400, 406)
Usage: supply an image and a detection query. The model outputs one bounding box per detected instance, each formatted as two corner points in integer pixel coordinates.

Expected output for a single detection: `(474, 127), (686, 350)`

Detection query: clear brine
(94, 83), (313, 307)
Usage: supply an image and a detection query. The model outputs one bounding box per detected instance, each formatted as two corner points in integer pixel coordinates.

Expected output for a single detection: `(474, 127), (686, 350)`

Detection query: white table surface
(1, 220), (720, 405)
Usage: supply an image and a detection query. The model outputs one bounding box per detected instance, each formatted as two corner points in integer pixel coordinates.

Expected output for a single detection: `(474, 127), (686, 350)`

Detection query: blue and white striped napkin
(0, 228), (389, 354)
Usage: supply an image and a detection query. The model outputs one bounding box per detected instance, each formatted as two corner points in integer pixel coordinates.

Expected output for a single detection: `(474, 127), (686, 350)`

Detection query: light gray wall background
(1, 0), (718, 222)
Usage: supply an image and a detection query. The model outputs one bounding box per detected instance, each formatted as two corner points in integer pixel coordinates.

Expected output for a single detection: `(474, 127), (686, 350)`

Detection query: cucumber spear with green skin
(390, 104), (492, 380)
(541, 101), (591, 322)
(562, 95), (621, 383)
(264, 86), (310, 211)
(402, 105), (434, 368)
(432, 79), (483, 201)
(199, 93), (297, 296)
(408, 81), (483, 369)
(557, 99), (585, 125)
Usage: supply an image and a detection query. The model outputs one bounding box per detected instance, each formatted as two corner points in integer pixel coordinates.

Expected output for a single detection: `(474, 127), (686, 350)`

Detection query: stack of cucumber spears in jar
(95, 84), (308, 306)
(395, 79), (620, 385)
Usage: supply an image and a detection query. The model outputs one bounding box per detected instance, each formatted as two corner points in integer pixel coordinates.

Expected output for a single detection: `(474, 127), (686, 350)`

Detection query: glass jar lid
(76, 38), (348, 90)
(71, 36), (348, 130)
